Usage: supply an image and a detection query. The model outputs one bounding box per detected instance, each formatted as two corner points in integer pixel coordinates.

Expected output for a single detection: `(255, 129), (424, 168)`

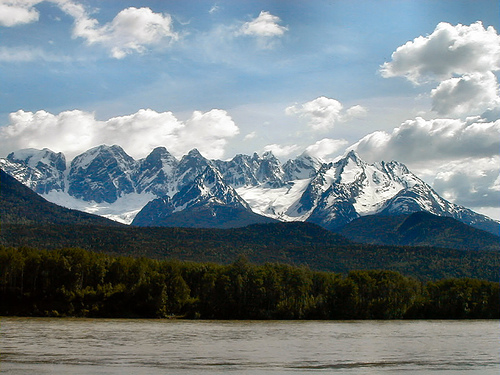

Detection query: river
(0, 318), (498, 374)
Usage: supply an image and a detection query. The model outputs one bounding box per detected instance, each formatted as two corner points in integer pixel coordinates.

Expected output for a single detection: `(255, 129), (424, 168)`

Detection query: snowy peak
(333, 150), (367, 184)
(141, 147), (178, 171)
(283, 152), (322, 181)
(217, 151), (285, 188)
(254, 151), (285, 187)
(173, 148), (212, 191)
(216, 154), (260, 187)
(136, 147), (178, 195)
(172, 165), (250, 211)
(68, 145), (138, 203)
(1, 148), (66, 194)
(7, 148), (66, 171)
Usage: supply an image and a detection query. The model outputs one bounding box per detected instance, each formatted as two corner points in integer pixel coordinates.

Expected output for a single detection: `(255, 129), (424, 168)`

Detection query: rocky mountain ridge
(1, 145), (498, 233)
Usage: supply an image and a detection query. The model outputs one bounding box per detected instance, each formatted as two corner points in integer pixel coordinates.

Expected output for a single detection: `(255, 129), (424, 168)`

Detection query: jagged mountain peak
(68, 144), (137, 204)
(135, 147), (178, 196)
(344, 149), (362, 161)
(284, 151), (323, 181)
(71, 144), (136, 170)
(1, 147), (67, 194)
(7, 148), (66, 171)
(145, 146), (177, 161)
(187, 148), (204, 158)
(261, 150), (278, 160)
(173, 164), (250, 211)
(141, 146), (178, 171)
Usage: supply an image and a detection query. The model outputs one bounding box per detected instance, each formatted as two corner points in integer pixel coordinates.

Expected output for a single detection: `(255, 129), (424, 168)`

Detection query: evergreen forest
(2, 246), (498, 320)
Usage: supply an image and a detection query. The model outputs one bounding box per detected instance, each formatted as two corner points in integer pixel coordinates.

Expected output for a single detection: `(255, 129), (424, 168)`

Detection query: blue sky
(0, 0), (499, 219)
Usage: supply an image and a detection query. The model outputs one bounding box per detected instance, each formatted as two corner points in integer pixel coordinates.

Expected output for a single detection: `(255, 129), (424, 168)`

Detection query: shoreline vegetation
(1, 246), (498, 320)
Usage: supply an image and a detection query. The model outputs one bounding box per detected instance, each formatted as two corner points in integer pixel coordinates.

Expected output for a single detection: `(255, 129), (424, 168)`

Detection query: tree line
(1, 246), (498, 319)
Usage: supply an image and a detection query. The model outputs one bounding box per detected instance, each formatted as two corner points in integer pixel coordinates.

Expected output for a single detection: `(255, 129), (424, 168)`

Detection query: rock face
(68, 145), (137, 203)
(1, 145), (498, 233)
(1, 148), (67, 194)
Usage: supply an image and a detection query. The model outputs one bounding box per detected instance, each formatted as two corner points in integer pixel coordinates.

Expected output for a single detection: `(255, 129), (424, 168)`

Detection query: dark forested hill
(337, 211), (500, 251)
(0, 169), (122, 226)
(2, 221), (499, 281)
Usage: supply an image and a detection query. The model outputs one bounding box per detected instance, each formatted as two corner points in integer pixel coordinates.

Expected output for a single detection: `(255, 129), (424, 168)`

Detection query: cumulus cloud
(62, 4), (179, 59)
(431, 72), (500, 117)
(380, 21), (500, 83)
(174, 109), (240, 159)
(376, 21), (500, 215)
(239, 11), (287, 37)
(286, 96), (367, 130)
(380, 22), (500, 118)
(0, 1), (178, 58)
(305, 138), (349, 161)
(0, 0), (41, 27)
(430, 156), (500, 209)
(262, 144), (301, 158)
(237, 11), (287, 48)
(244, 131), (257, 140)
(353, 116), (500, 163)
(0, 108), (239, 160)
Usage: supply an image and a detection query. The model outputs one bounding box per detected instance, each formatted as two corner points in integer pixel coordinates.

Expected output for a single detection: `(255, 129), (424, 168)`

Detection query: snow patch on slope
(42, 191), (155, 224)
(237, 179), (311, 221)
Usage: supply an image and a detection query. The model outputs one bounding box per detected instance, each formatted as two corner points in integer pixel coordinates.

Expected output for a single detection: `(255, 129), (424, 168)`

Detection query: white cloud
(286, 96), (366, 130)
(66, 5), (179, 59)
(431, 72), (500, 117)
(244, 131), (257, 140)
(353, 116), (500, 163)
(0, 108), (239, 160)
(0, 1), (179, 58)
(239, 11), (287, 38)
(236, 11), (287, 49)
(380, 21), (500, 83)
(99, 109), (184, 158)
(424, 156), (500, 211)
(376, 20), (500, 215)
(305, 138), (348, 161)
(175, 109), (240, 159)
(0, 45), (76, 62)
(0, 0), (41, 27)
(262, 143), (300, 158)
(209, 4), (220, 14)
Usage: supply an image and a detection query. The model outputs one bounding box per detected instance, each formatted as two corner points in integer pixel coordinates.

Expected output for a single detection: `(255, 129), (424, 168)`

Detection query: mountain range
(2, 164), (499, 281)
(1, 144), (498, 235)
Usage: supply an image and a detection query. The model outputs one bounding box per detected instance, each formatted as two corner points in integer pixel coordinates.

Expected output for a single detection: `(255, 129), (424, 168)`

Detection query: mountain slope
(132, 165), (276, 228)
(0, 169), (122, 226)
(338, 211), (500, 251)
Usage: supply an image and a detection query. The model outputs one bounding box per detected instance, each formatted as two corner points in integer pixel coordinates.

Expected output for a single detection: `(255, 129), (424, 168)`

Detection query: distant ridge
(337, 211), (500, 251)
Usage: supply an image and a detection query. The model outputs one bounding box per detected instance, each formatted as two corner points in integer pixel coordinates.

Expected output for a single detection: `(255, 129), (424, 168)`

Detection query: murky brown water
(1, 318), (498, 374)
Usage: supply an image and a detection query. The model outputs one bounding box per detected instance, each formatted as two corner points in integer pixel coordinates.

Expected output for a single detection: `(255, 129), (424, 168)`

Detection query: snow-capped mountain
(215, 151), (286, 188)
(1, 145), (498, 234)
(68, 145), (137, 203)
(1, 148), (66, 194)
(131, 165), (273, 228)
(135, 146), (178, 196)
